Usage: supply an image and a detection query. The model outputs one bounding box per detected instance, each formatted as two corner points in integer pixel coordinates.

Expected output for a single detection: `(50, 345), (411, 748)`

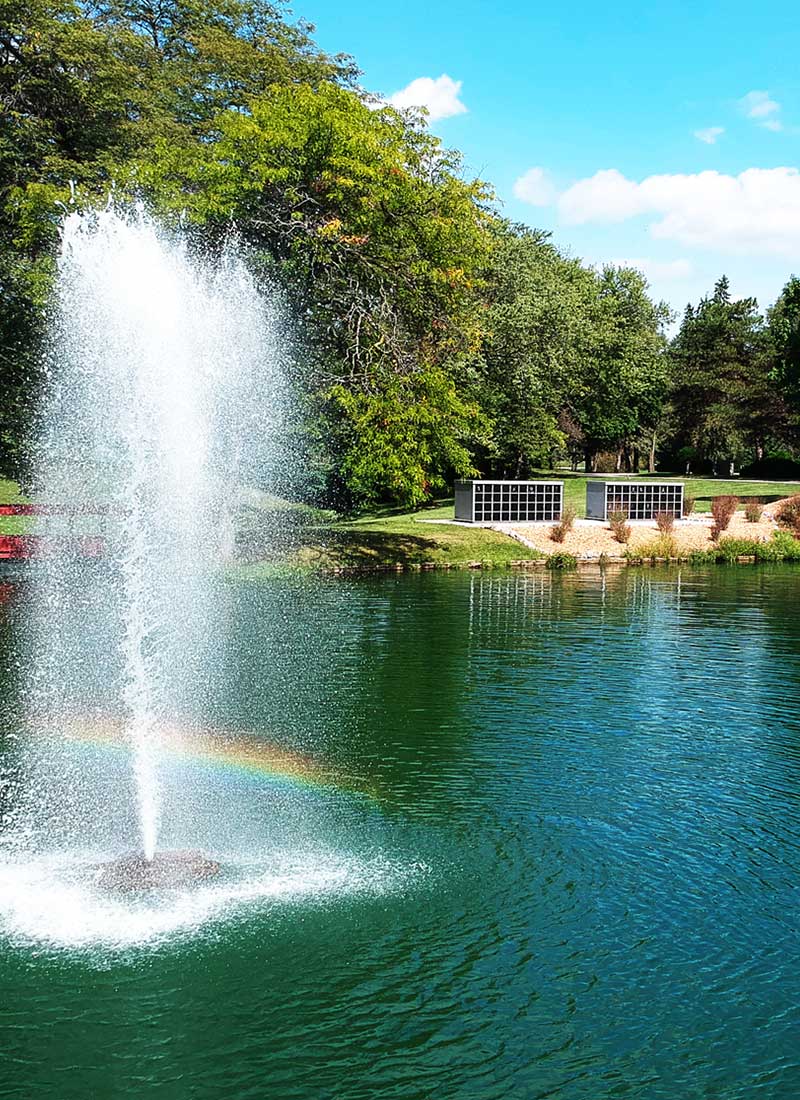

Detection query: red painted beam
(0, 535), (105, 559)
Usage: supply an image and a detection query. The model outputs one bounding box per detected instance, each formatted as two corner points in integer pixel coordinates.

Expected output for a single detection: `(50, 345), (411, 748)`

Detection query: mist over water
(23, 205), (286, 860)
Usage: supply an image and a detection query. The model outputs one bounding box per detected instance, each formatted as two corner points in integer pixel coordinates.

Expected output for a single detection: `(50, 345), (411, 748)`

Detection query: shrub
(744, 500), (764, 523)
(546, 550), (578, 570)
(608, 508), (631, 544)
(710, 495), (738, 536)
(770, 529), (800, 561)
(740, 455), (800, 480)
(655, 511), (675, 534)
(713, 531), (800, 563)
(688, 548), (717, 565)
(635, 535), (677, 562)
(715, 536), (761, 563)
(775, 495), (800, 534)
(682, 494), (695, 517)
(550, 504), (576, 543)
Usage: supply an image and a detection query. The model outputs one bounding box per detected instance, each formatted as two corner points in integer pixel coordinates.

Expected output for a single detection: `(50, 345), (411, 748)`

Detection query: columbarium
(586, 480), (684, 521)
(455, 480), (564, 523)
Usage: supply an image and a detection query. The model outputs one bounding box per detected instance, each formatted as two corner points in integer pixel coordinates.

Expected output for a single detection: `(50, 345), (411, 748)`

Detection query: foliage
(549, 504), (576, 543)
(744, 500), (764, 523)
(3, 0), (800, 507)
(655, 511), (674, 534)
(608, 508), (631, 544)
(710, 495), (738, 538)
(627, 534), (677, 561)
(767, 275), (800, 419)
(775, 494), (800, 534)
(714, 531), (800, 563)
(667, 276), (790, 473)
(682, 493), (695, 516)
(545, 550), (577, 570)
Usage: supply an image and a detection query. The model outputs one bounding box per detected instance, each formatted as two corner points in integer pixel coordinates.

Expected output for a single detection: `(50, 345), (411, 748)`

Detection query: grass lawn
(553, 473), (800, 516)
(287, 502), (542, 572)
(4, 472), (800, 572)
(0, 479), (31, 535)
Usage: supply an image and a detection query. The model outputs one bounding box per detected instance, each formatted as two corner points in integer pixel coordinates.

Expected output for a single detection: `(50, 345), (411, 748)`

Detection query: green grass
(289, 501), (543, 571)
(5, 471), (800, 573)
(0, 479), (31, 535)
(549, 473), (800, 516)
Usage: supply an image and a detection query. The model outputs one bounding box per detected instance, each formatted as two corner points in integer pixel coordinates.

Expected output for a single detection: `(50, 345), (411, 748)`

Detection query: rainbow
(37, 714), (380, 803)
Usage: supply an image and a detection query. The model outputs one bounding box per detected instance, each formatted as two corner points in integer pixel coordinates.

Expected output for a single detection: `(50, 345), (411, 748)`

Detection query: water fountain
(18, 205), (285, 892)
(0, 205), (413, 950)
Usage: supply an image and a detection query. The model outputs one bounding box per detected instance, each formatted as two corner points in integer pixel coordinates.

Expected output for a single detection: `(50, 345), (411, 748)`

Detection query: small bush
(710, 495), (738, 535)
(546, 550), (578, 570)
(655, 511), (675, 534)
(682, 494), (695, 517)
(770, 529), (800, 560)
(550, 504), (576, 543)
(713, 531), (800, 563)
(744, 500), (764, 523)
(636, 535), (678, 561)
(608, 508), (631, 544)
(715, 536), (761, 563)
(775, 494), (800, 533)
(688, 548), (717, 565)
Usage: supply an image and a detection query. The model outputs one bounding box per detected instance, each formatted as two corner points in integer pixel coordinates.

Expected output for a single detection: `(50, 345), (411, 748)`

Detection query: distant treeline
(2, 1), (800, 504)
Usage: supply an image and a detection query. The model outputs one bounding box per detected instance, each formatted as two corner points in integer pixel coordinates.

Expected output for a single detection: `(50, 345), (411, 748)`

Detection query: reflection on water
(1, 567), (800, 1099)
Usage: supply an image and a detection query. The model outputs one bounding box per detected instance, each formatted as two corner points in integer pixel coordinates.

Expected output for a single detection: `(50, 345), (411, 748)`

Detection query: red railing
(0, 504), (120, 516)
(0, 535), (105, 560)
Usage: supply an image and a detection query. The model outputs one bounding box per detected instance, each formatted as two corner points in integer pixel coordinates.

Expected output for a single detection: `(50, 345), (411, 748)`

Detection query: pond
(1, 567), (799, 1099)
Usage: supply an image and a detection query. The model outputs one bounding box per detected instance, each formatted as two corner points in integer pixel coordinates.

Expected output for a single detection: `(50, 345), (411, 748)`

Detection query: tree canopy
(1, 0), (798, 500)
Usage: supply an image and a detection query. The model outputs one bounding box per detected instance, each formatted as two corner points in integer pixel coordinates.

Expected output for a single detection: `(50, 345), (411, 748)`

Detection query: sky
(294, 0), (799, 319)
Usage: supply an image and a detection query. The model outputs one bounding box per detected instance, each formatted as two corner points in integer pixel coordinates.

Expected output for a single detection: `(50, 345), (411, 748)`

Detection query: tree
(768, 275), (800, 420)
(668, 276), (783, 472)
(142, 81), (494, 504)
(475, 222), (599, 476)
(568, 265), (671, 472)
(0, 0), (353, 475)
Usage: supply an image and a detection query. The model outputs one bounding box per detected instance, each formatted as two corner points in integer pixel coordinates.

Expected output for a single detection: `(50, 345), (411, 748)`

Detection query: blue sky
(296, 0), (799, 318)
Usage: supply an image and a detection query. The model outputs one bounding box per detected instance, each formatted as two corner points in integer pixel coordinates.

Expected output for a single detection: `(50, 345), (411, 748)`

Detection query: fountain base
(97, 851), (221, 893)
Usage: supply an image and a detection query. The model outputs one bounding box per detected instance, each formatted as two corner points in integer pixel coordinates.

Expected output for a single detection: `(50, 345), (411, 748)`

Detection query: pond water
(1, 567), (799, 1099)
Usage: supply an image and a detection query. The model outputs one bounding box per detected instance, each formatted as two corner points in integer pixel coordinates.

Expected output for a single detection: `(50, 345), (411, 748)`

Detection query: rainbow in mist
(44, 715), (380, 804)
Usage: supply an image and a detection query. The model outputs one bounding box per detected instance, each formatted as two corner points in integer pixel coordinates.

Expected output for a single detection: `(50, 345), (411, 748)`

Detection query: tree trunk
(649, 431), (657, 474)
(632, 445), (640, 472)
(615, 449), (623, 473)
(584, 449), (594, 474)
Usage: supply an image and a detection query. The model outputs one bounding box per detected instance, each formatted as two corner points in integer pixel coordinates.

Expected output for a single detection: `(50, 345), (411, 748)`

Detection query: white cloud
(610, 258), (693, 281)
(389, 75), (467, 121)
(512, 167), (556, 206)
(557, 169), (645, 223)
(739, 89), (780, 119)
(555, 167), (800, 255)
(694, 126), (724, 144)
(739, 89), (784, 131)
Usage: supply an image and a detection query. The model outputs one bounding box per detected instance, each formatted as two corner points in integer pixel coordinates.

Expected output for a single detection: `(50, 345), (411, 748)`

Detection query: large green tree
(569, 265), (671, 472)
(142, 81), (494, 504)
(768, 275), (800, 421)
(475, 223), (598, 476)
(668, 276), (785, 472)
(0, 0), (352, 476)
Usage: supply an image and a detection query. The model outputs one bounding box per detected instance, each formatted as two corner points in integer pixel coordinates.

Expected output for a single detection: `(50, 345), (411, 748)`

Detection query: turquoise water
(1, 568), (799, 1098)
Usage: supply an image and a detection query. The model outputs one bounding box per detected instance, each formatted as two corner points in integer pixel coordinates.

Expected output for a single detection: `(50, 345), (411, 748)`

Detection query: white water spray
(26, 205), (286, 861)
